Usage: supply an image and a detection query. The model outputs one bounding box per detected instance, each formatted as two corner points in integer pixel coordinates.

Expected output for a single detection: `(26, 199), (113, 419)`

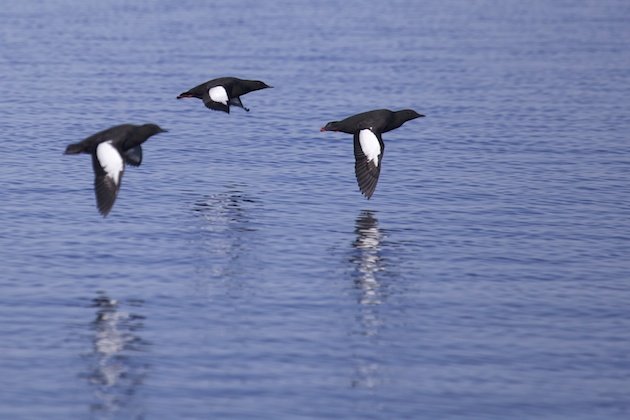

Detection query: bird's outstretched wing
(124, 145), (142, 167)
(353, 129), (384, 199)
(92, 141), (125, 216)
(202, 85), (230, 113)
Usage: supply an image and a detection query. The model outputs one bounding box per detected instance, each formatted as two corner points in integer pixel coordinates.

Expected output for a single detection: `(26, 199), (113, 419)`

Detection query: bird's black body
(321, 109), (424, 199)
(177, 76), (271, 113)
(64, 123), (166, 216)
(321, 109), (423, 135)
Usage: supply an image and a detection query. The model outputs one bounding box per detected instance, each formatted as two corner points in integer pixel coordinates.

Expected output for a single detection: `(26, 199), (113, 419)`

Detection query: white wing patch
(209, 86), (229, 105)
(96, 141), (124, 186)
(359, 129), (381, 167)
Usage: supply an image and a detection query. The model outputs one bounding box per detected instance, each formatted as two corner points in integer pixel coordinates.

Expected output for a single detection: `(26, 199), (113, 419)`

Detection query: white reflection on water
(191, 187), (258, 295)
(86, 292), (148, 418)
(352, 210), (385, 308)
(350, 210), (386, 389)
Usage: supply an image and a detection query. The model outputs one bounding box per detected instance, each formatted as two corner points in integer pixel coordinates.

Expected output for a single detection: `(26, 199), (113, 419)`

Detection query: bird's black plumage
(321, 109), (424, 199)
(177, 76), (271, 113)
(353, 130), (384, 199)
(64, 123), (167, 216)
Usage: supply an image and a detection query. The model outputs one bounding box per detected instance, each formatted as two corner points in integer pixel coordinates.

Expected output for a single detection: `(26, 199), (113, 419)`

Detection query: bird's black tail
(64, 143), (83, 155)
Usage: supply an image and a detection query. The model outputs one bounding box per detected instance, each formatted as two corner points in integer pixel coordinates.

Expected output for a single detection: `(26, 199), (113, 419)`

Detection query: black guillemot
(64, 123), (167, 216)
(177, 77), (271, 113)
(321, 109), (424, 199)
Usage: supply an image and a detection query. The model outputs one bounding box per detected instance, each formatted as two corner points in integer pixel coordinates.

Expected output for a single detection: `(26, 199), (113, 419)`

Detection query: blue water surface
(1, 0), (630, 418)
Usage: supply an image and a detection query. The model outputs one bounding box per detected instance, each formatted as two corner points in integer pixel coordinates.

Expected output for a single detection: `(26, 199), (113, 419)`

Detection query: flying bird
(64, 123), (167, 216)
(177, 76), (271, 113)
(321, 109), (424, 199)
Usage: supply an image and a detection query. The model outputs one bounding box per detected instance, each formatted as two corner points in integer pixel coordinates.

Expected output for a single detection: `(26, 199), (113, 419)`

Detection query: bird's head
(398, 109), (425, 121)
(139, 123), (168, 137)
(253, 80), (273, 90)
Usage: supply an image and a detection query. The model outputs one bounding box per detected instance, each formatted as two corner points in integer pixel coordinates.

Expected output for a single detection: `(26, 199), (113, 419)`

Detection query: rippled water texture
(1, 0), (630, 418)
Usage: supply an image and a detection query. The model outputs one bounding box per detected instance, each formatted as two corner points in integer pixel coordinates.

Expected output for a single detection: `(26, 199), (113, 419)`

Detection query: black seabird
(320, 109), (424, 199)
(64, 123), (167, 216)
(176, 76), (271, 113)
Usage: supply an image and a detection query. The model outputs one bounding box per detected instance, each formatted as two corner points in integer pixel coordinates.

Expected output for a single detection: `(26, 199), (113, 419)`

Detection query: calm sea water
(1, 0), (630, 418)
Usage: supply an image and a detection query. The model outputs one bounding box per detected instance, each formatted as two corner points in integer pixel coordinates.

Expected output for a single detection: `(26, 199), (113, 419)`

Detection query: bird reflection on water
(192, 188), (256, 235)
(351, 210), (386, 309)
(85, 292), (149, 418)
(192, 187), (258, 294)
(349, 210), (386, 389)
